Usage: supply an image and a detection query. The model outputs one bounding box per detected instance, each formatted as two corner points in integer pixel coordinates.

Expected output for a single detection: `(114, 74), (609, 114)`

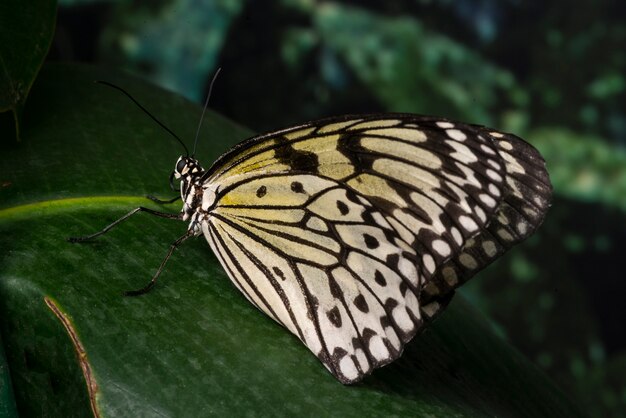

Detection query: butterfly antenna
(95, 80), (190, 156)
(192, 67), (222, 157)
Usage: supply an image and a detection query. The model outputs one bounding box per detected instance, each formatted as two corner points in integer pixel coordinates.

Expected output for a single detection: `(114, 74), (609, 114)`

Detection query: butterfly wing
(201, 114), (551, 383)
(421, 127), (552, 314)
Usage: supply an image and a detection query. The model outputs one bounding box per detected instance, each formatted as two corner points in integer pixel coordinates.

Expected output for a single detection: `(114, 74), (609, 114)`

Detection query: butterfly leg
(146, 195), (181, 204)
(67, 207), (182, 243)
(124, 229), (194, 296)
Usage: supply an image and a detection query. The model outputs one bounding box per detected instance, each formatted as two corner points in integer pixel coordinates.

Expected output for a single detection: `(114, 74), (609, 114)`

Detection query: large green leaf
(0, 63), (583, 417)
(0, 0), (57, 141)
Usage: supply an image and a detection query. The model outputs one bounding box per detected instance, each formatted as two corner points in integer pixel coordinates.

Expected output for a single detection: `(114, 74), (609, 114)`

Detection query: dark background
(49, 1), (626, 416)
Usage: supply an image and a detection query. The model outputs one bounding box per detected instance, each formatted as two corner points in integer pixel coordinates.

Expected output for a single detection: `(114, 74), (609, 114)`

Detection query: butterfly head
(171, 156), (205, 191)
(174, 156), (203, 178)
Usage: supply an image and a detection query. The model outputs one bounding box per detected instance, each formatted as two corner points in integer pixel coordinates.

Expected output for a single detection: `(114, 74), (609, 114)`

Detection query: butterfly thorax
(173, 156), (217, 233)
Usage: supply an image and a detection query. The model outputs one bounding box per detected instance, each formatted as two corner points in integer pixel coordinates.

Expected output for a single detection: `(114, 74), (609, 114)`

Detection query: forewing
(202, 114), (552, 383)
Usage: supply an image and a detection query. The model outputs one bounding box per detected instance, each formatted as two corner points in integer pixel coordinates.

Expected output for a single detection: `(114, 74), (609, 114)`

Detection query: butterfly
(71, 85), (552, 384)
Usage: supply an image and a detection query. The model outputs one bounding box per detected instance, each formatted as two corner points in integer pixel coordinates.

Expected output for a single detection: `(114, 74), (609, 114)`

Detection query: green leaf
(0, 63), (583, 417)
(0, 0), (57, 141)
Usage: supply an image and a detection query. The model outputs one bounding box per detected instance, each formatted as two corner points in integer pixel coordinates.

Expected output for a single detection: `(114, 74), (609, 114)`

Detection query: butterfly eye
(176, 158), (187, 174)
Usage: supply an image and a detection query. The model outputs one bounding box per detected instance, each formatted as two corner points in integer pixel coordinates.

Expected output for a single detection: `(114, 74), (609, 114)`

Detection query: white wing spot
(436, 121), (454, 129)
(392, 305), (414, 332)
(422, 254), (436, 273)
(447, 140), (477, 163)
(499, 140), (513, 150)
(490, 131), (505, 138)
(446, 129), (467, 141)
(482, 240), (497, 257)
(517, 221), (528, 235)
(421, 301), (440, 318)
(497, 228), (514, 241)
(432, 239), (451, 257)
(459, 215), (479, 232)
(369, 335), (390, 361)
(475, 206), (487, 223)
(451, 227), (463, 246)
(479, 193), (497, 207)
(488, 183), (500, 197)
(480, 144), (496, 155)
(501, 151), (526, 174)
(442, 266), (458, 286)
(524, 206), (538, 217)
(486, 169), (503, 182)
(487, 159), (501, 170)
(339, 356), (359, 381)
(459, 253), (478, 269)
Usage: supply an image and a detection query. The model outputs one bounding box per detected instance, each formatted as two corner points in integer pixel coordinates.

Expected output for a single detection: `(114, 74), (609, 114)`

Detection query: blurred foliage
(47, 0), (626, 416)
(100, 0), (244, 102)
(0, 0), (57, 140)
